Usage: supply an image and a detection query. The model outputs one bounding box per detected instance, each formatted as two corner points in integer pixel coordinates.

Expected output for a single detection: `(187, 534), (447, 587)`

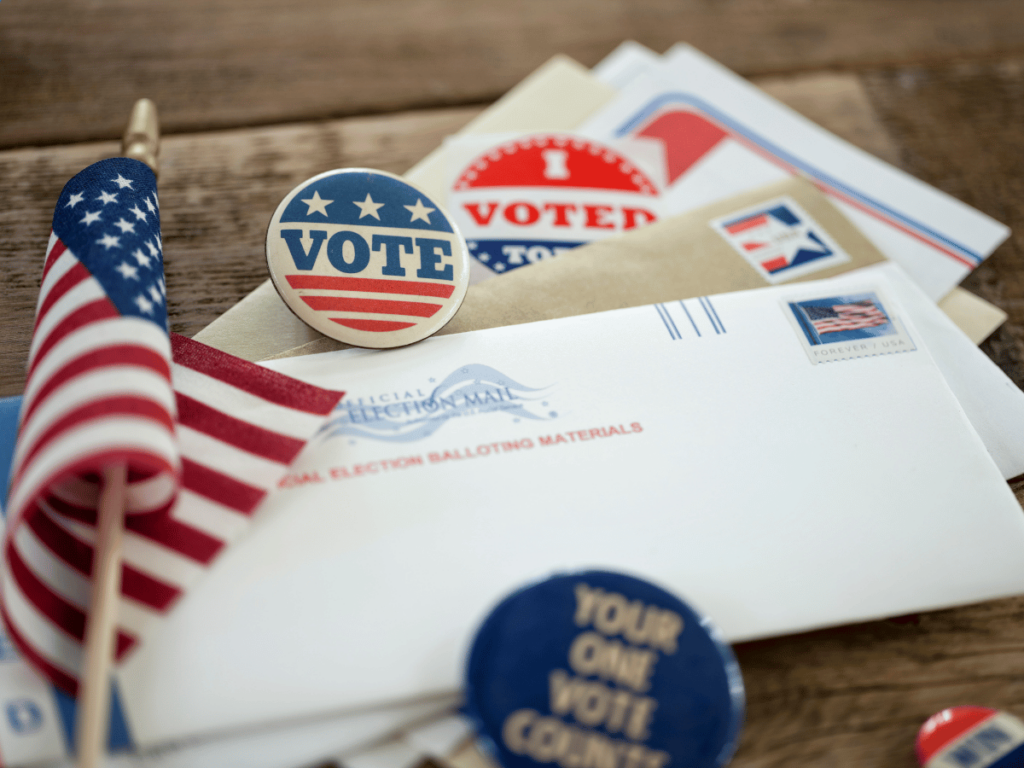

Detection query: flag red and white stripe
(8, 231), (178, 531)
(2, 157), (344, 695)
(810, 302), (888, 333)
(3, 334), (343, 695)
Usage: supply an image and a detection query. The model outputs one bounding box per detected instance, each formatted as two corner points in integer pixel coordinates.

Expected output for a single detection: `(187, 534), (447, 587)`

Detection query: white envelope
(115, 264), (1024, 741)
(580, 45), (1010, 301)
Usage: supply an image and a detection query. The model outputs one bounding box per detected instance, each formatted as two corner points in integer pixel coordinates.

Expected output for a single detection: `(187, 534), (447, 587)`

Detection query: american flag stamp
(785, 290), (916, 364)
(710, 196), (851, 283)
(266, 168), (471, 348)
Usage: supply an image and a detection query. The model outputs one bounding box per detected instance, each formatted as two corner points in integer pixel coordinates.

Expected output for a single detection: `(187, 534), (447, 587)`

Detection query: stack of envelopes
(5, 42), (1024, 768)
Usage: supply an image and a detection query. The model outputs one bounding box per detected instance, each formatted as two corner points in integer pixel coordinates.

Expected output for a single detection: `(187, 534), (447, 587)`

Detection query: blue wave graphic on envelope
(320, 364), (553, 442)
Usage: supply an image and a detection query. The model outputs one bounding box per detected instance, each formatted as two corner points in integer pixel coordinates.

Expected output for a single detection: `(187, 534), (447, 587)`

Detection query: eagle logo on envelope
(710, 196), (851, 283)
(319, 364), (553, 443)
(449, 134), (660, 274)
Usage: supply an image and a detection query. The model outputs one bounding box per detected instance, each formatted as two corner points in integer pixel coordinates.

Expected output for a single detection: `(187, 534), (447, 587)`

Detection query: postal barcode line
(655, 304), (680, 340)
(700, 296), (725, 334)
(656, 298), (727, 341)
(679, 301), (700, 337)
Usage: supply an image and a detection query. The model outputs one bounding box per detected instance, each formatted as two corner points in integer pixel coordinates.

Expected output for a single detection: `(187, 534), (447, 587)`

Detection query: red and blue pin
(917, 706), (1024, 768)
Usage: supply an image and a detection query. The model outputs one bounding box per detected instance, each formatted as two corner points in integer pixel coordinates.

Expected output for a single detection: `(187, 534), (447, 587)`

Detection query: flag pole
(75, 99), (160, 768)
(76, 462), (127, 768)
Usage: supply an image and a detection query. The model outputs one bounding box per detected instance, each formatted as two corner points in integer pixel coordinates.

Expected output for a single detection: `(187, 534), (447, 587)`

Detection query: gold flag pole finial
(122, 98), (160, 176)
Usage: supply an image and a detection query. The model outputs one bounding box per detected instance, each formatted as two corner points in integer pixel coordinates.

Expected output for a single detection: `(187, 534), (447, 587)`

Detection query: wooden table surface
(3, 2), (1024, 766)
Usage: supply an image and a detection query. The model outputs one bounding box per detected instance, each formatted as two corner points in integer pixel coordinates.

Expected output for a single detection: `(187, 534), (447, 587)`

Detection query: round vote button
(465, 571), (745, 768)
(266, 168), (471, 348)
(917, 706), (1024, 767)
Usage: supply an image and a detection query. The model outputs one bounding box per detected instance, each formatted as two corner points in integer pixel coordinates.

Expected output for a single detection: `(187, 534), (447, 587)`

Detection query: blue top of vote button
(464, 571), (745, 768)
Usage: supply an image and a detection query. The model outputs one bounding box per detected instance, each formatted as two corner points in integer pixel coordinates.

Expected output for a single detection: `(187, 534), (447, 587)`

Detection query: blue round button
(465, 571), (744, 768)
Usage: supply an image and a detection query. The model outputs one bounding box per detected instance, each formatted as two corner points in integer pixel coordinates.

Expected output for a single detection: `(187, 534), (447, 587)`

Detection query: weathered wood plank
(3, 0), (1024, 149)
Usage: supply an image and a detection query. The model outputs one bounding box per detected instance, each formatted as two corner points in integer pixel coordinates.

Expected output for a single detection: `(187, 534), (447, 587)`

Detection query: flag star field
(56, 159), (166, 326)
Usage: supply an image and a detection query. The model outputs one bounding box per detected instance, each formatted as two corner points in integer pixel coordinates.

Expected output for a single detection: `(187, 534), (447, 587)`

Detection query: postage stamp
(710, 195), (851, 283)
(784, 290), (916, 364)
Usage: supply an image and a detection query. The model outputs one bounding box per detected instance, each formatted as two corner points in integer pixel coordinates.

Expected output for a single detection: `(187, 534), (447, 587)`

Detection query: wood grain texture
(4, 0), (1024, 149)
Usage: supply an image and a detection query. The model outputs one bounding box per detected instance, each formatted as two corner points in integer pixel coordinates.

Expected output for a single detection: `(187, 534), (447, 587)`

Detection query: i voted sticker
(266, 168), (471, 348)
(449, 135), (660, 276)
(465, 571), (744, 768)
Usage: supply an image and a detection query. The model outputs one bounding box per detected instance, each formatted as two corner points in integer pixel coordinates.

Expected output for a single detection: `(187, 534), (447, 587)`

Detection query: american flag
(2, 157), (344, 694)
(803, 300), (889, 334)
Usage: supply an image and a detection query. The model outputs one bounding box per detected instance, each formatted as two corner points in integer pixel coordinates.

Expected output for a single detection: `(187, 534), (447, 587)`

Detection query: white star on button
(404, 198), (435, 224)
(81, 210), (102, 226)
(97, 190), (118, 205)
(302, 190), (333, 216)
(133, 248), (152, 268)
(111, 174), (134, 189)
(353, 193), (384, 220)
(66, 192), (84, 208)
(135, 294), (154, 314)
(129, 204), (147, 222)
(113, 218), (136, 234)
